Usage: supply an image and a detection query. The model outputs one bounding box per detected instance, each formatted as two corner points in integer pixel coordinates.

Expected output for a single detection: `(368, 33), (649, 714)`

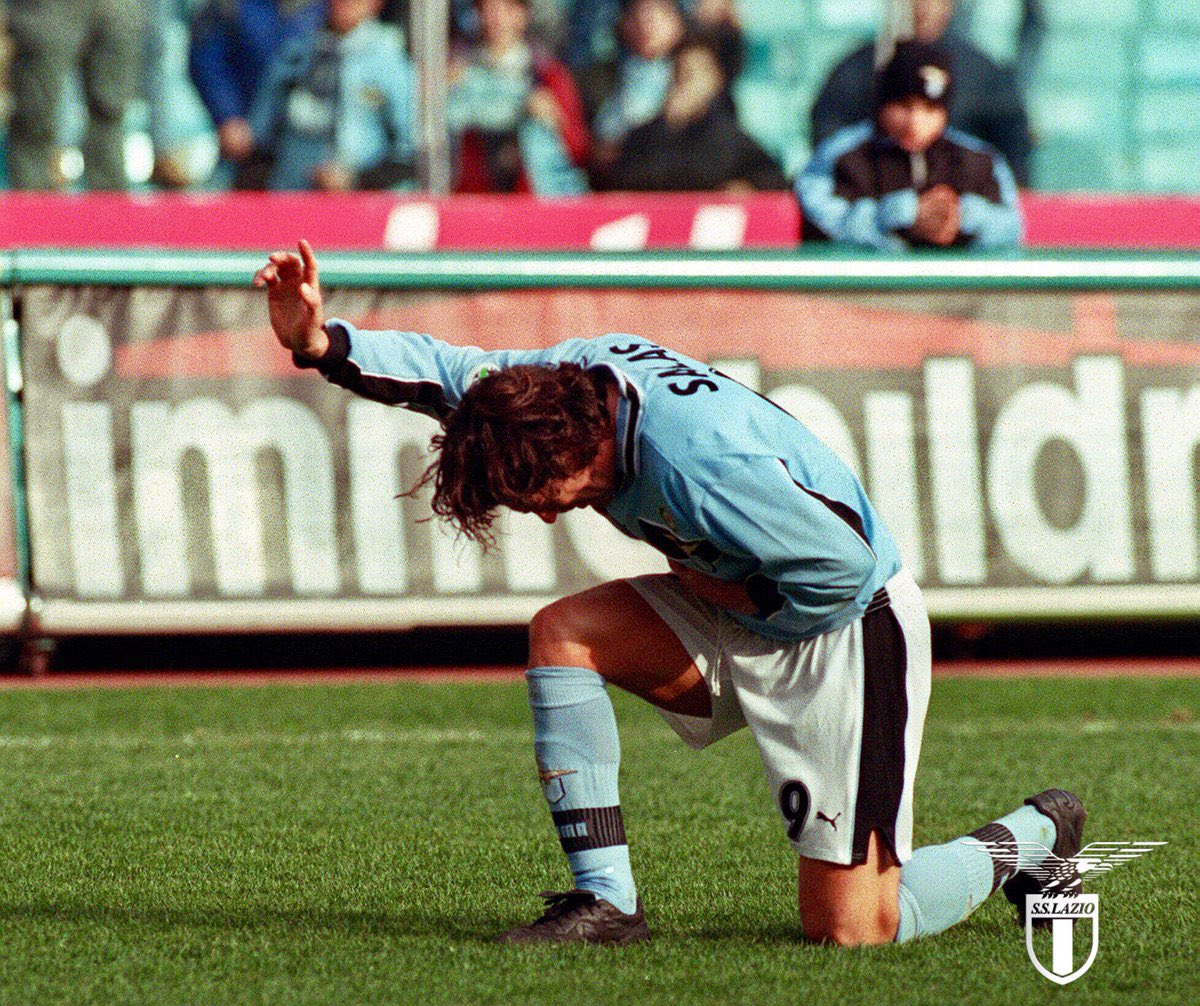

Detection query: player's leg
(500, 577), (711, 944)
(796, 792), (1083, 944)
(894, 788), (1087, 941)
(733, 569), (930, 945)
(528, 578), (713, 717)
(784, 569), (1087, 944)
(798, 830), (901, 944)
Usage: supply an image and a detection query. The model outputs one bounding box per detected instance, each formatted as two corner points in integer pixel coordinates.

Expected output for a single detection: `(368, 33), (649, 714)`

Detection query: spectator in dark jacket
(809, 0), (1032, 186)
(797, 41), (1021, 250)
(583, 0), (686, 146)
(598, 30), (788, 192)
(189, 0), (326, 187)
(691, 0), (744, 83)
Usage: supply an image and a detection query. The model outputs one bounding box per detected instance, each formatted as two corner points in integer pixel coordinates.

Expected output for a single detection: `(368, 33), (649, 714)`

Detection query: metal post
(411, 0), (452, 195)
(1, 289), (49, 674)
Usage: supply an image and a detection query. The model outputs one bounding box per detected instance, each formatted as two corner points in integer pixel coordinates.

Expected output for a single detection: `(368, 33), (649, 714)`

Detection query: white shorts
(626, 569), (931, 866)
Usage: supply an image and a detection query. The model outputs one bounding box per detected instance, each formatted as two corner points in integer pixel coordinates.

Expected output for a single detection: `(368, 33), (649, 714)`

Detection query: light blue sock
(526, 665), (638, 915)
(896, 804), (1058, 942)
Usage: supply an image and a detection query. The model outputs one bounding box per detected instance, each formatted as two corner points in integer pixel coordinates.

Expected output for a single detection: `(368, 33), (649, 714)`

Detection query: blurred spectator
(448, 0), (590, 194)
(579, 0), (686, 175)
(449, 0), (565, 50)
(797, 41), (1021, 251)
(243, 0), (417, 190)
(563, 0), (624, 71)
(690, 0), (743, 84)
(189, 0), (325, 188)
(7, 0), (147, 189)
(0, 10), (12, 178)
(810, 0), (1032, 186)
(146, 0), (220, 189)
(952, 0), (1044, 83)
(597, 31), (788, 192)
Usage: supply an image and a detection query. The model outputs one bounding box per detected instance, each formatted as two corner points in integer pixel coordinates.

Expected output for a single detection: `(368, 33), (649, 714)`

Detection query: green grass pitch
(0, 675), (1195, 1006)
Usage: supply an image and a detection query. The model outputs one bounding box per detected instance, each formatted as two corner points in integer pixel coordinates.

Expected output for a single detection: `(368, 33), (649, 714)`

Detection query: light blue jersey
(308, 322), (904, 642)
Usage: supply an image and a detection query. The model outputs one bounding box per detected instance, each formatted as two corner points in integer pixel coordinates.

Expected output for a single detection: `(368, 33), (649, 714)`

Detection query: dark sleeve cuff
(745, 573), (785, 618)
(292, 321), (350, 373)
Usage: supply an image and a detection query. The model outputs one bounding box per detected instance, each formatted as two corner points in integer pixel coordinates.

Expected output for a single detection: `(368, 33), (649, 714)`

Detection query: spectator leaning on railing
(242, 0), (418, 191)
(810, 0), (1032, 187)
(597, 30), (787, 193)
(796, 41), (1021, 251)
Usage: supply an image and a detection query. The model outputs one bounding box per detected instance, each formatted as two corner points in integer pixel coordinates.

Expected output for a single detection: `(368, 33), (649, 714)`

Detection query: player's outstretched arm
(252, 238), (330, 360)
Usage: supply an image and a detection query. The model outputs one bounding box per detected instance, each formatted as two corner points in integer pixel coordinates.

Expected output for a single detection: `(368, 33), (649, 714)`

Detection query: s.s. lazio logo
(965, 838), (1167, 985)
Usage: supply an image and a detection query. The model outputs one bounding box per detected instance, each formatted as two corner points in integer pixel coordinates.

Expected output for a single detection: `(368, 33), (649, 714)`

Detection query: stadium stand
(730, 0), (1200, 193)
(0, 0), (1198, 192)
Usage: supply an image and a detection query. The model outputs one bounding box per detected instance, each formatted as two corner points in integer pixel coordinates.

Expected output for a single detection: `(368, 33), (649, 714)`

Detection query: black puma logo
(816, 811), (842, 831)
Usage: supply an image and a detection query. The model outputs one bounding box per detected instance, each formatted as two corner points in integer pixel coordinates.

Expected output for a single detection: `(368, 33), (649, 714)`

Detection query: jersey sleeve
(685, 455), (879, 630)
(295, 318), (583, 419)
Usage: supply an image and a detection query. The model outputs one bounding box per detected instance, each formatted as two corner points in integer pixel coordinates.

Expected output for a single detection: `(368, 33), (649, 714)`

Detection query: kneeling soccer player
(255, 242), (1087, 946)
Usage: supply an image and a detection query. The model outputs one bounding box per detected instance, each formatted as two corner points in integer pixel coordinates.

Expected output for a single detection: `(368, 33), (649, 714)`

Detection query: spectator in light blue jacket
(797, 41), (1021, 251)
(448, 0), (591, 195)
(246, 0), (417, 190)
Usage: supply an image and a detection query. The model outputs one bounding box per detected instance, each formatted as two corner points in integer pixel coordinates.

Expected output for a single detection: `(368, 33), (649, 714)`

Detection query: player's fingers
(269, 251), (304, 280)
(252, 266), (277, 287)
(298, 239), (319, 285)
(299, 282), (320, 309)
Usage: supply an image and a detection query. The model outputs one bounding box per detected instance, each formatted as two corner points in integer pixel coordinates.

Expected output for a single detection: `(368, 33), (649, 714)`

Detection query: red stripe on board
(357, 290), (1200, 372)
(114, 289), (1200, 381)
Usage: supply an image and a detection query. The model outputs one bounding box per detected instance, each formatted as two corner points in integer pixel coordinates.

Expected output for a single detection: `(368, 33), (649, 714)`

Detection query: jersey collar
(590, 364), (643, 490)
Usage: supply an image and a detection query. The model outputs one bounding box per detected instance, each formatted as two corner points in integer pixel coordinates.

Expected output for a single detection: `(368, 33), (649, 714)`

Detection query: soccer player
(254, 241), (1086, 946)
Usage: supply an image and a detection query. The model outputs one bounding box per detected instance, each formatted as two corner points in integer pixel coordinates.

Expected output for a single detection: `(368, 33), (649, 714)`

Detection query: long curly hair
(412, 363), (612, 545)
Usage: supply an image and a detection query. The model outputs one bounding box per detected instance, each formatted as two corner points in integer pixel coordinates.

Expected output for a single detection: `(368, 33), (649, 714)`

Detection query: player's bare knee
(528, 599), (595, 669)
(799, 903), (898, 947)
(876, 896), (900, 943)
(802, 919), (895, 947)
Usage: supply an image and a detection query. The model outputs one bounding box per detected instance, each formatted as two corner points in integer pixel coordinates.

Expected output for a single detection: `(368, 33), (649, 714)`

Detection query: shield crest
(1025, 894), (1100, 985)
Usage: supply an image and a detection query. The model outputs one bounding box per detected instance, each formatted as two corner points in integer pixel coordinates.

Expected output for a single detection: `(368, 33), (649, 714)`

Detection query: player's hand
(252, 239), (329, 360)
(668, 560), (758, 615)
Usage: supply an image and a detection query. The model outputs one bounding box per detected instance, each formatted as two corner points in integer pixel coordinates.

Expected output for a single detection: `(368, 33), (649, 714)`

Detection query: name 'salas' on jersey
(304, 322), (903, 641)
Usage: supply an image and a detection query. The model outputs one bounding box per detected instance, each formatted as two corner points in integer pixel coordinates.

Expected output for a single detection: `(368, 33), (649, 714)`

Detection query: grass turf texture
(0, 676), (1195, 1006)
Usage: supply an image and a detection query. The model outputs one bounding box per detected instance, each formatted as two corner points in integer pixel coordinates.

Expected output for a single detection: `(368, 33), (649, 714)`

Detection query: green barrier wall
(7, 249), (1200, 634)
